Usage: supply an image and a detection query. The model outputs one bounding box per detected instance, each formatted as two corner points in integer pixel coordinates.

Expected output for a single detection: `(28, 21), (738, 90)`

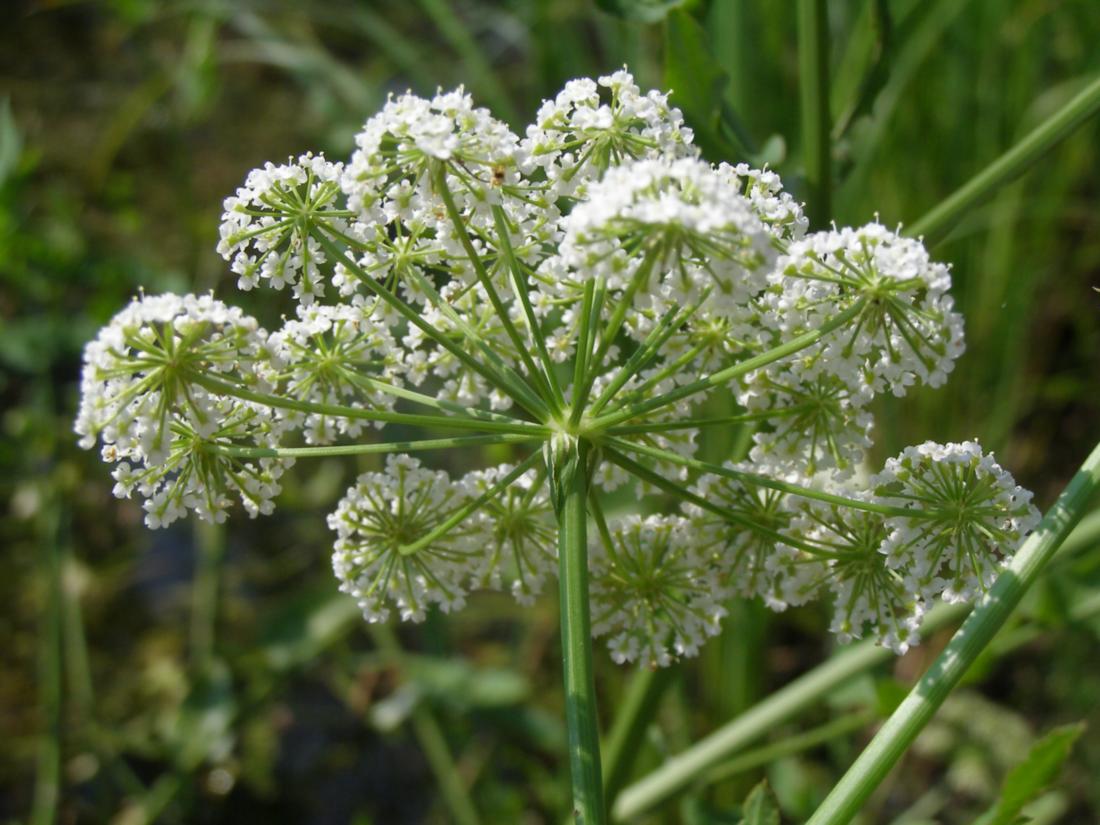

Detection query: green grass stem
(908, 73), (1100, 244)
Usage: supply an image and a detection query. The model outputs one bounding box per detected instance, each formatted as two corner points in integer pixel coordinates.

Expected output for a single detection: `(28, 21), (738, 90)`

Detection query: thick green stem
(805, 438), (1100, 825)
(798, 0), (832, 229)
(548, 436), (605, 824)
(908, 72), (1100, 245)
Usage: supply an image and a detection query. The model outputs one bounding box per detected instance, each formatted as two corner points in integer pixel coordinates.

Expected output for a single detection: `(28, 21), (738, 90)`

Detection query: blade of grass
(805, 438), (1100, 825)
(415, 0), (520, 124)
(31, 497), (62, 825)
(798, 0), (832, 228)
(908, 73), (1100, 244)
(603, 664), (676, 804)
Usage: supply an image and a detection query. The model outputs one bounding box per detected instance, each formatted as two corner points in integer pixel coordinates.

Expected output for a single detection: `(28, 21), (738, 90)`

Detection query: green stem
(603, 436), (918, 519)
(591, 299), (866, 430)
(705, 709), (876, 786)
(492, 204), (566, 409)
(908, 72), (1100, 244)
(805, 438), (1100, 825)
(603, 665), (676, 804)
(798, 0), (832, 229)
(217, 432), (543, 460)
(189, 372), (548, 436)
(548, 436), (605, 824)
(313, 232), (548, 420)
(611, 602), (970, 822)
(189, 521), (224, 672)
(31, 498), (62, 825)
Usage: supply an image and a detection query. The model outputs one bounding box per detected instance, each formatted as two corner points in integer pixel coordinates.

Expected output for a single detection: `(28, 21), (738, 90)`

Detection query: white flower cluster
(764, 223), (966, 395)
(875, 441), (1040, 603)
(78, 69), (1040, 664)
(75, 293), (289, 527)
(218, 153), (350, 303)
(329, 456), (558, 622)
(590, 515), (730, 666)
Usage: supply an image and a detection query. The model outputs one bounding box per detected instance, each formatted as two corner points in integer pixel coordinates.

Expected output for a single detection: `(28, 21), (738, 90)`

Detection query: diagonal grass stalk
(610, 602), (971, 821)
(908, 72), (1100, 245)
(804, 437), (1100, 825)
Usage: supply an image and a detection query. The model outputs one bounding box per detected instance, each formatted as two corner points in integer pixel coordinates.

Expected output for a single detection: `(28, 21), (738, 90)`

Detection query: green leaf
(256, 586), (360, 672)
(973, 722), (1086, 825)
(168, 659), (236, 770)
(664, 9), (743, 161)
(596, 0), (690, 24)
(0, 96), (22, 186)
(740, 780), (780, 825)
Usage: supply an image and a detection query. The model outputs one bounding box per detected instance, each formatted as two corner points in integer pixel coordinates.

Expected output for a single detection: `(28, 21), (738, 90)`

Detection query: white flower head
(875, 441), (1040, 603)
(329, 455), (492, 623)
(788, 493), (926, 654)
(464, 464), (557, 605)
(217, 153), (350, 303)
(589, 514), (731, 667)
(561, 157), (776, 321)
(766, 223), (965, 396)
(521, 69), (696, 200)
(268, 304), (403, 443)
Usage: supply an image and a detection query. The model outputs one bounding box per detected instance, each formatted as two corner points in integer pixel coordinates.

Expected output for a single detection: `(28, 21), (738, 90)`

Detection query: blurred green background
(3, 1), (1100, 823)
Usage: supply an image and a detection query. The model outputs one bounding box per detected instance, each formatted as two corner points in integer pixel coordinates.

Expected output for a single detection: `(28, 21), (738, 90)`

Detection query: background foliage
(2, 1), (1099, 823)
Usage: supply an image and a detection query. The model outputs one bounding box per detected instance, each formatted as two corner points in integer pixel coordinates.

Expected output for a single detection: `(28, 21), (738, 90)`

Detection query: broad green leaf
(664, 9), (741, 161)
(596, 0), (691, 24)
(973, 722), (1085, 825)
(740, 780), (780, 825)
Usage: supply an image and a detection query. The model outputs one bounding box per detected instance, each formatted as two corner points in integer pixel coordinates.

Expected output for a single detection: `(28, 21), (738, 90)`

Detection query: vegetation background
(2, 1), (1099, 823)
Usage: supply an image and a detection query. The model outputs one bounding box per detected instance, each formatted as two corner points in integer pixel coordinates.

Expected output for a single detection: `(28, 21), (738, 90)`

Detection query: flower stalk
(547, 435), (605, 824)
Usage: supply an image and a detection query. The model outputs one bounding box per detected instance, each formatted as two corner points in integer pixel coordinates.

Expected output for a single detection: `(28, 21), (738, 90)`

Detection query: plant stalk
(548, 436), (605, 824)
(908, 72), (1100, 244)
